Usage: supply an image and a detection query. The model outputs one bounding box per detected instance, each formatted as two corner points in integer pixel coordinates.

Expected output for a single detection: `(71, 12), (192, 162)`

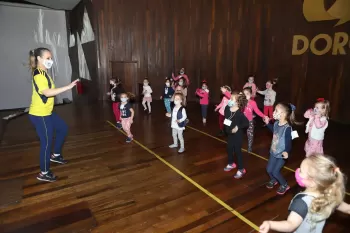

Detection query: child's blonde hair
(173, 93), (184, 105)
(315, 98), (330, 119)
(120, 92), (135, 100)
(305, 154), (346, 220)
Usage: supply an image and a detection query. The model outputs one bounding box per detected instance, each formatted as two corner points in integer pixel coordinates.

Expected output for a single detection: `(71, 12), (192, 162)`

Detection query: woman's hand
(107, 92), (111, 95)
(68, 79), (79, 89)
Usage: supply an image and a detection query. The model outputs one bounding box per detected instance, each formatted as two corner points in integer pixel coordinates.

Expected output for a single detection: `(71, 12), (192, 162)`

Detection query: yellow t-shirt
(29, 68), (55, 116)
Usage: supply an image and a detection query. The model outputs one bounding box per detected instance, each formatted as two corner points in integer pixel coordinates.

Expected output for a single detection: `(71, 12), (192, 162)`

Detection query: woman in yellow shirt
(29, 47), (79, 182)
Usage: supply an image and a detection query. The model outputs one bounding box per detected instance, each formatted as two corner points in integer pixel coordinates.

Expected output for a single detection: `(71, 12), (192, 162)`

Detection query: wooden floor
(0, 100), (349, 233)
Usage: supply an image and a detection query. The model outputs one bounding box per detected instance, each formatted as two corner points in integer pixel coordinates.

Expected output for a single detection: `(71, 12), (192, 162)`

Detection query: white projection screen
(0, 3), (72, 110)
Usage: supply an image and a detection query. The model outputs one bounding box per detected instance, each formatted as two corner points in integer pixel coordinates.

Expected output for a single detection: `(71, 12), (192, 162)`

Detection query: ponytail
(306, 155), (346, 221)
(277, 103), (303, 125)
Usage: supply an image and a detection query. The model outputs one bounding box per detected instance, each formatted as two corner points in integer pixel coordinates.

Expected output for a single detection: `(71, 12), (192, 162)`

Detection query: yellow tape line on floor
(186, 125), (350, 196)
(106, 121), (259, 232)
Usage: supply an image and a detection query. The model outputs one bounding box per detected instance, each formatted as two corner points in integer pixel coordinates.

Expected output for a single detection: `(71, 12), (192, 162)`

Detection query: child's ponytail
(277, 103), (303, 125)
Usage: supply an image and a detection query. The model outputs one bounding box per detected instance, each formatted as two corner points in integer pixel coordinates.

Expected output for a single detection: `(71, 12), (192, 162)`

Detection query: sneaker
(218, 130), (224, 136)
(50, 154), (67, 164)
(37, 171), (57, 182)
(116, 122), (122, 129)
(277, 184), (290, 195)
(266, 180), (278, 189)
(224, 163), (237, 172)
(169, 144), (178, 148)
(234, 169), (247, 179)
(126, 137), (133, 143)
(178, 148), (185, 153)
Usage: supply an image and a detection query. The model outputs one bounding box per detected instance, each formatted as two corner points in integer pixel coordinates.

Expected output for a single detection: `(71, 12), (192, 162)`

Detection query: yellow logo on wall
(303, 0), (350, 26)
(292, 0), (350, 55)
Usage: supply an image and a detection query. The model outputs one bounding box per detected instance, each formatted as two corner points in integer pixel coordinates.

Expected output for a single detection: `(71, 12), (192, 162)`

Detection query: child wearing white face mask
(195, 80), (209, 125)
(169, 93), (187, 153)
(243, 75), (257, 99)
(120, 93), (135, 143)
(263, 103), (302, 195)
(160, 78), (175, 117)
(142, 78), (153, 114)
(257, 78), (278, 120)
(304, 98), (330, 157)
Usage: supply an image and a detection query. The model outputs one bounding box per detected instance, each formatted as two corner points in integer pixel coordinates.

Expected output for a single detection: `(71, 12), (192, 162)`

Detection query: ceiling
(25, 0), (81, 10)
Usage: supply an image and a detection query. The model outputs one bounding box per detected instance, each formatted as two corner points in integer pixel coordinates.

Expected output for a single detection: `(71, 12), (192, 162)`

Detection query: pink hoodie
(243, 82), (257, 97)
(196, 88), (209, 105)
(215, 91), (231, 116)
(243, 99), (265, 121)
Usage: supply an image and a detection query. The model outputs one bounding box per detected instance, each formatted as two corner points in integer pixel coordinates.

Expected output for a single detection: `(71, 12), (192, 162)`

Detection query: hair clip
(317, 98), (325, 102)
(289, 103), (296, 111)
(202, 80), (207, 83)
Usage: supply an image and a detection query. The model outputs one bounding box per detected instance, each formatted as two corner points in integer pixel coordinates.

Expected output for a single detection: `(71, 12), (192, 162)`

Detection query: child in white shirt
(169, 93), (187, 153)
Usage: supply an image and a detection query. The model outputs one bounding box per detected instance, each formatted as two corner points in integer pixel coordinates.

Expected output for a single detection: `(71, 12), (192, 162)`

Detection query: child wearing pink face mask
(243, 75), (257, 99)
(257, 79), (278, 119)
(215, 86), (232, 136)
(259, 154), (350, 233)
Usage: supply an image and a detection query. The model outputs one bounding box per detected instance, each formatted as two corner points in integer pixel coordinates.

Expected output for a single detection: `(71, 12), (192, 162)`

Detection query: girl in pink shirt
(243, 76), (257, 99)
(215, 85), (232, 136)
(243, 87), (268, 152)
(195, 80), (209, 125)
(172, 68), (190, 106)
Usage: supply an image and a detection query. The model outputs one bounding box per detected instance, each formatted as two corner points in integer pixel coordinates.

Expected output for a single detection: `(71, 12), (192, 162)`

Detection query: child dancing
(263, 103), (302, 195)
(120, 93), (135, 143)
(243, 75), (257, 99)
(169, 93), (187, 153)
(243, 87), (268, 152)
(304, 98), (330, 157)
(160, 78), (174, 117)
(142, 78), (153, 114)
(260, 154), (350, 233)
(107, 78), (125, 129)
(257, 78), (278, 119)
(223, 92), (249, 179)
(195, 80), (209, 125)
(215, 86), (232, 136)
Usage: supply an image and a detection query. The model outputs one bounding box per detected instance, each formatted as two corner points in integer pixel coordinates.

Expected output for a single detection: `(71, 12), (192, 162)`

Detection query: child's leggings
(164, 98), (171, 113)
(121, 117), (133, 138)
(218, 114), (225, 130)
(264, 106), (273, 119)
(112, 102), (121, 122)
(247, 120), (255, 152)
(266, 155), (287, 185)
(172, 128), (184, 149)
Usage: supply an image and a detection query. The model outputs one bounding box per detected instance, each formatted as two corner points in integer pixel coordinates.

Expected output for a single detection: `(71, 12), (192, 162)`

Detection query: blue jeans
(201, 104), (208, 119)
(164, 98), (171, 113)
(266, 154), (287, 185)
(29, 113), (68, 172)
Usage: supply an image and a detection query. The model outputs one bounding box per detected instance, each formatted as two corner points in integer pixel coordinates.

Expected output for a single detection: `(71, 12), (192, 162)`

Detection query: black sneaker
(116, 122), (122, 129)
(37, 171), (57, 182)
(266, 180), (278, 189)
(277, 184), (290, 195)
(50, 154), (67, 164)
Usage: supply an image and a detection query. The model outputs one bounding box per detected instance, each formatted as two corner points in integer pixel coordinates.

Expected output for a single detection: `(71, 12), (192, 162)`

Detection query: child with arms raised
(260, 154), (350, 233)
(304, 98), (330, 157)
(195, 80), (209, 125)
(257, 78), (278, 120)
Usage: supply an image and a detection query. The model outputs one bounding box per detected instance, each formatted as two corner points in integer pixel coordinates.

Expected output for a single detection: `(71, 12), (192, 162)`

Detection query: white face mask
(248, 79), (254, 83)
(166, 83), (170, 87)
(273, 112), (281, 120)
(43, 59), (53, 69)
(174, 100), (181, 105)
(202, 86), (206, 90)
(121, 97), (128, 102)
(144, 82), (148, 86)
(179, 81), (184, 86)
